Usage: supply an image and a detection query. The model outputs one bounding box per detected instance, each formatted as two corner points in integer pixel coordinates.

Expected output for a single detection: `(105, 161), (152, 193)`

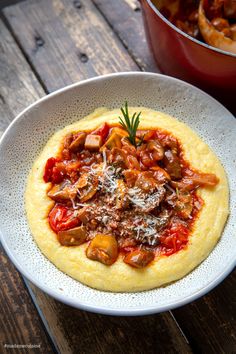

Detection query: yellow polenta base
(25, 107), (229, 292)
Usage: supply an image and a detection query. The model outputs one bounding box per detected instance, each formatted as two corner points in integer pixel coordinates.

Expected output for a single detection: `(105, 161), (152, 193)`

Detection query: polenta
(25, 106), (229, 292)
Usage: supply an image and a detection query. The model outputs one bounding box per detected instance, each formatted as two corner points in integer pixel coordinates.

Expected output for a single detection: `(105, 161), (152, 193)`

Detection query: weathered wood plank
(92, 0), (158, 71)
(123, 0), (140, 11)
(0, 247), (55, 354)
(1, 4), (192, 354)
(1, 1), (235, 353)
(28, 282), (193, 354)
(0, 19), (44, 132)
(3, 0), (138, 92)
(0, 20), (55, 354)
(173, 270), (236, 354)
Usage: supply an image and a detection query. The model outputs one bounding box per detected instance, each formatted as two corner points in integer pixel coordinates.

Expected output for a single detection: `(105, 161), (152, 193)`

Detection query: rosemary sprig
(176, 187), (179, 198)
(119, 101), (141, 147)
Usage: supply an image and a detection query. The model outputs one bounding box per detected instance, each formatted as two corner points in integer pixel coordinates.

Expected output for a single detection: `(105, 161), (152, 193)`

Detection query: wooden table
(0, 0), (235, 353)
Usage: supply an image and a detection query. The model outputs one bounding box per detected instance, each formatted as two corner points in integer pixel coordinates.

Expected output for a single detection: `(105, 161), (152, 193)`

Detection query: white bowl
(0, 72), (235, 315)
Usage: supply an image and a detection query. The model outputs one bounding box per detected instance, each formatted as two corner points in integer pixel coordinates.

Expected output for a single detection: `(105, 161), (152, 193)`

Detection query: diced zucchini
(84, 134), (102, 151)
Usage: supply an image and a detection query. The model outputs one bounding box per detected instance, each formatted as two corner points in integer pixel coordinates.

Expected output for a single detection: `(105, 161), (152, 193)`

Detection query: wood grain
(0, 247), (55, 354)
(173, 270), (236, 354)
(3, 0), (138, 92)
(1, 3), (192, 353)
(0, 20), (44, 132)
(1, 0), (236, 353)
(28, 282), (192, 354)
(0, 19), (54, 353)
(92, 0), (158, 71)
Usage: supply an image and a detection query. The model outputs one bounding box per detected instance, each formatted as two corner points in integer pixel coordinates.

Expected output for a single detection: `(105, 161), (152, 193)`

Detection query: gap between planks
(0, 1), (214, 352)
(0, 4), (190, 351)
(3, 1), (235, 351)
(2, 0), (138, 92)
(91, 0), (158, 72)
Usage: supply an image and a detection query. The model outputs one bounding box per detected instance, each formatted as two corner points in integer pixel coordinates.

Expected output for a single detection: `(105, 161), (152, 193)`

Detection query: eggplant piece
(147, 140), (164, 161)
(126, 155), (141, 170)
(189, 172), (219, 186)
(76, 206), (91, 224)
(86, 234), (118, 265)
(123, 169), (140, 187)
(171, 171), (219, 191)
(58, 226), (86, 246)
(171, 179), (195, 191)
(102, 127), (127, 150)
(47, 182), (77, 201)
(109, 147), (127, 168)
(79, 174), (99, 202)
(135, 172), (158, 192)
(163, 149), (182, 179)
(123, 249), (155, 268)
(175, 190), (193, 219)
(76, 173), (89, 189)
(151, 166), (171, 183)
(69, 132), (86, 152)
(142, 186), (166, 212)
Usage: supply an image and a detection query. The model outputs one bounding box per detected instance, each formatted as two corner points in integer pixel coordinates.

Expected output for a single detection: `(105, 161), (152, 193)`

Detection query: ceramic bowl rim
(0, 72), (235, 316)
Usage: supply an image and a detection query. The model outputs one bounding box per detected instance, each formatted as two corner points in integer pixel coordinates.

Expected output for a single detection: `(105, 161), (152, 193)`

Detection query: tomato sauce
(43, 122), (217, 268)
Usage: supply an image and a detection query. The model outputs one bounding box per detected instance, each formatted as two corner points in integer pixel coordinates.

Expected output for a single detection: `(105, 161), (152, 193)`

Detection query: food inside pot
(152, 0), (236, 53)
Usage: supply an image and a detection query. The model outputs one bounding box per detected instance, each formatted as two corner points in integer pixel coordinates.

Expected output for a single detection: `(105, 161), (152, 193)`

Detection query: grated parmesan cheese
(69, 151), (169, 246)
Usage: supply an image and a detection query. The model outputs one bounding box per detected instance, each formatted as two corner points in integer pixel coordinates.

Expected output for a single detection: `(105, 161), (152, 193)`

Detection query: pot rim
(143, 0), (236, 58)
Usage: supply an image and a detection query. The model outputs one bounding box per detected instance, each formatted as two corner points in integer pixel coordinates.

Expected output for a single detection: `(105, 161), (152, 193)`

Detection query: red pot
(140, 0), (236, 114)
